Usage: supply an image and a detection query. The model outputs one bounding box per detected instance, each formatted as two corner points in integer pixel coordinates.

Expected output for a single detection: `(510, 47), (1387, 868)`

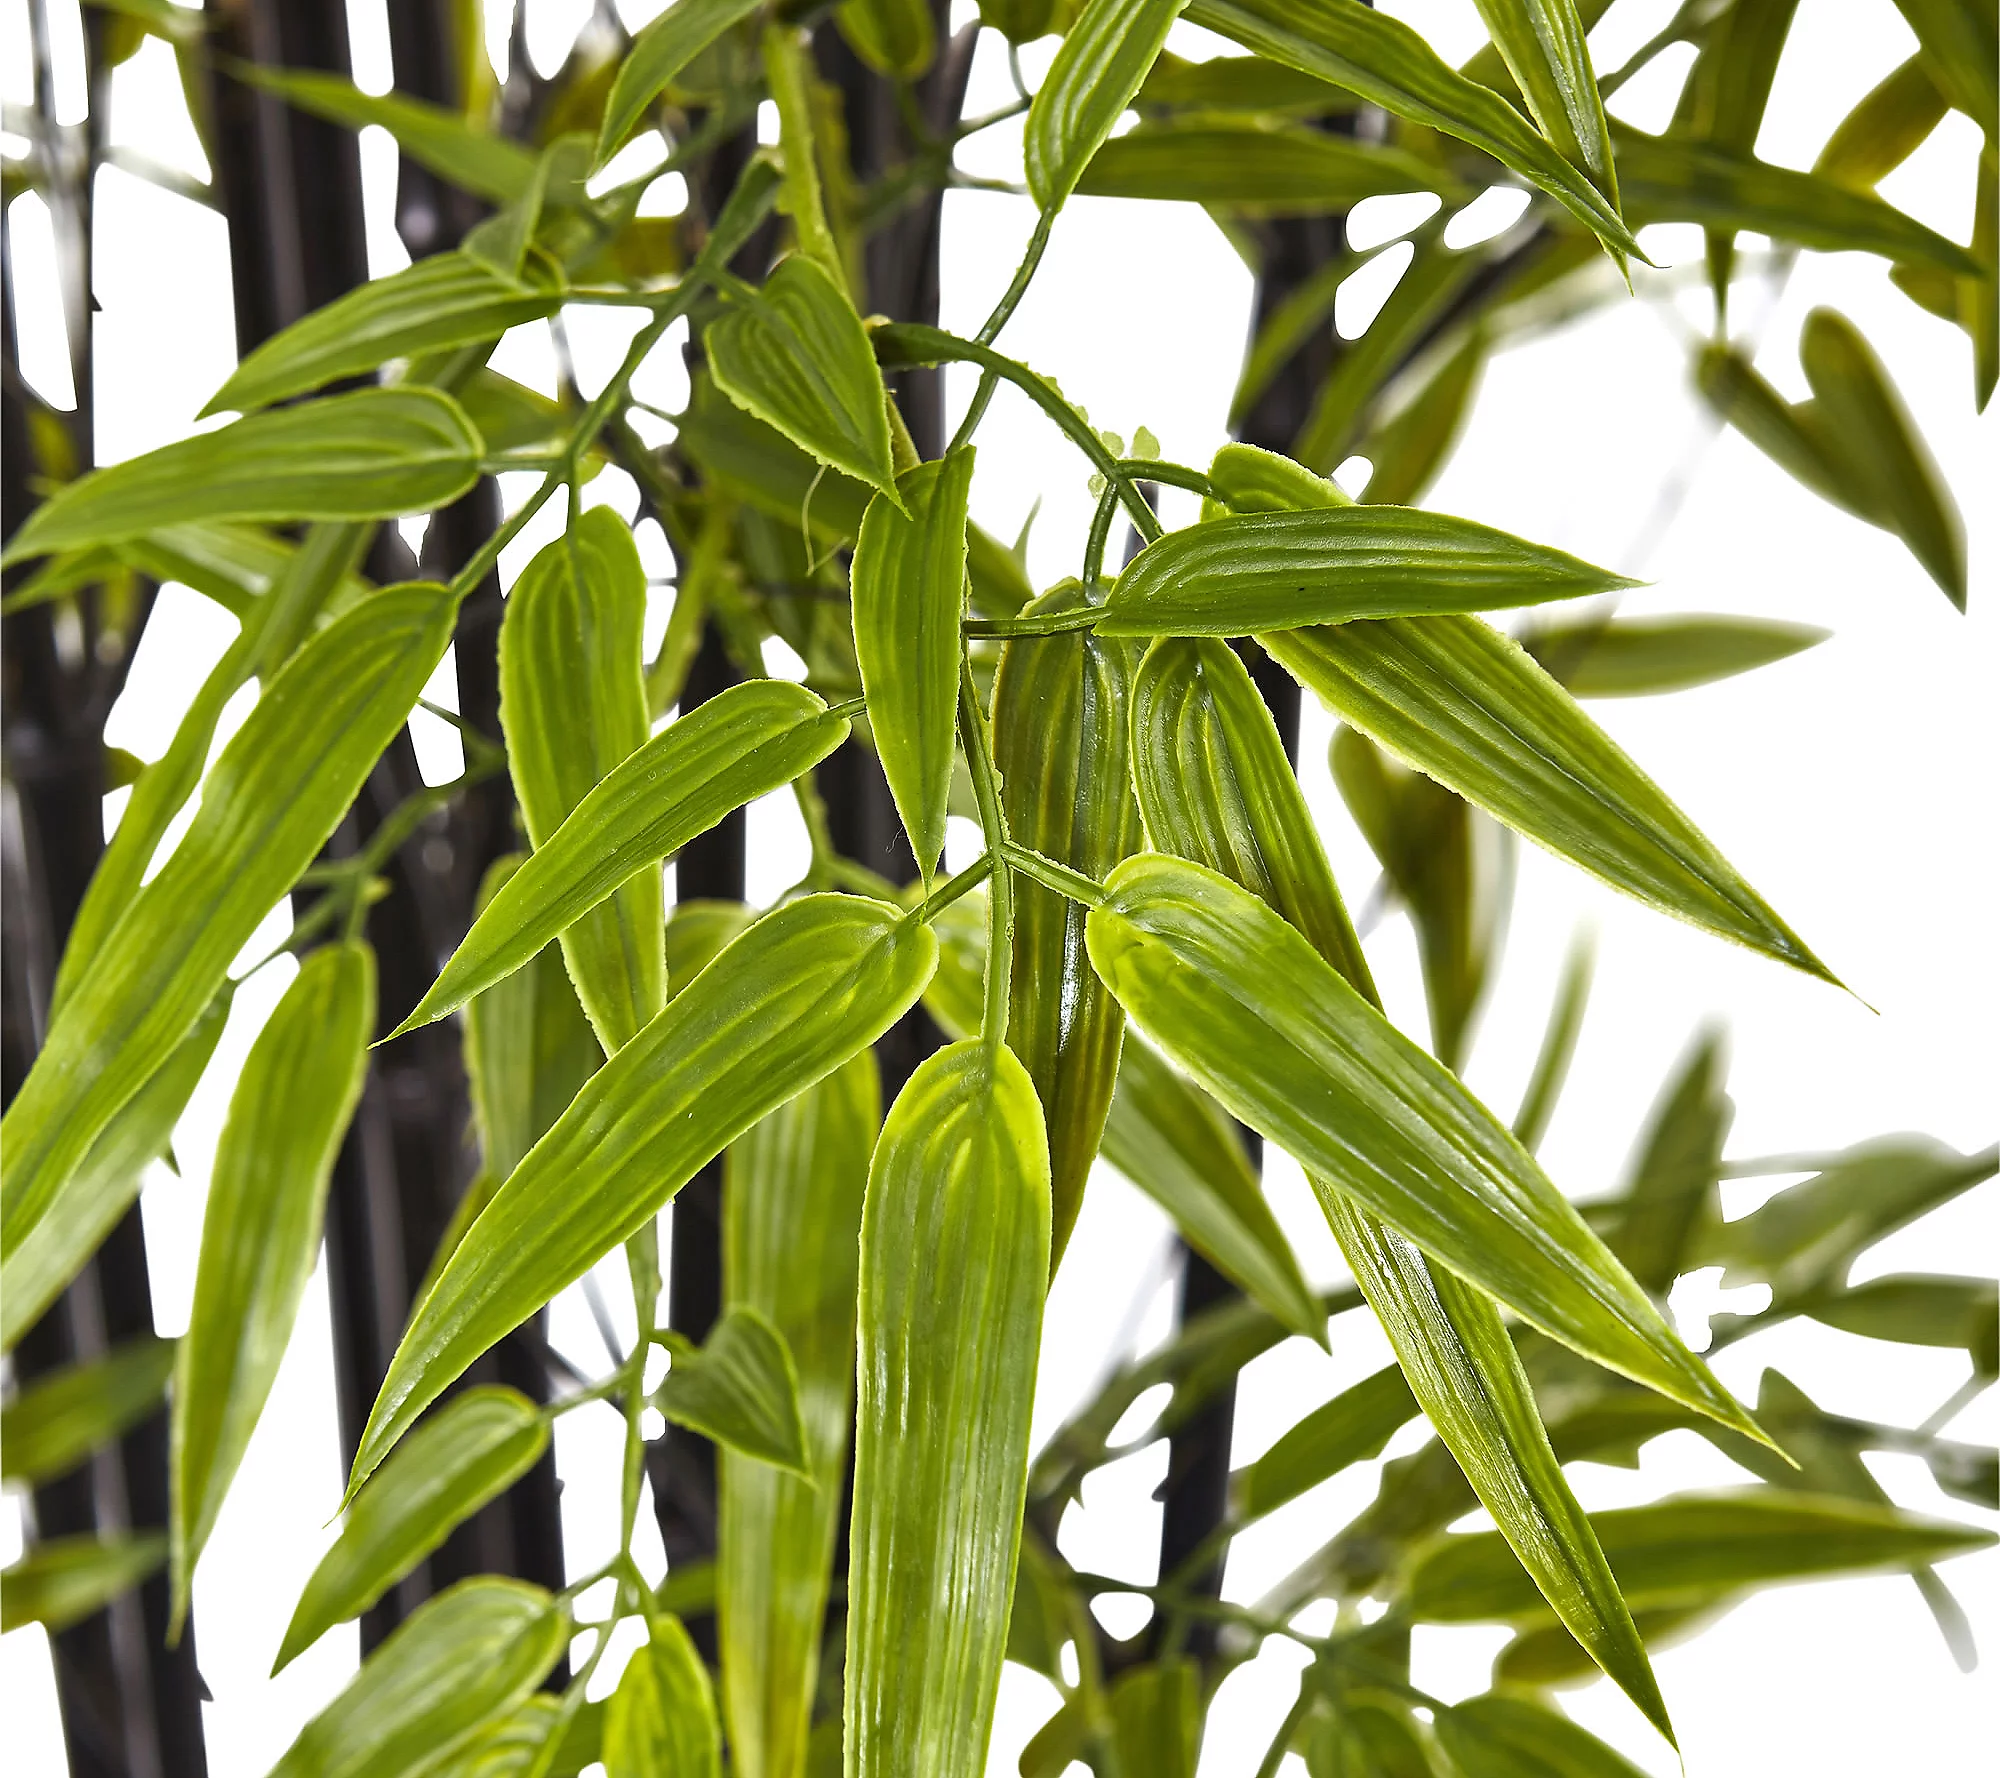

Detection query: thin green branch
(958, 653), (1013, 1052)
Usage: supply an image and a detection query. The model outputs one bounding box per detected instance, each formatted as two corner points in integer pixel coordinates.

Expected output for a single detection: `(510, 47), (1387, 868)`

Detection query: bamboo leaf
(0, 1336), (175, 1485)
(1075, 120), (1459, 211)
(597, 0), (765, 166)
(1236, 1362), (1419, 1521)
(0, 1533), (166, 1634)
(1521, 613), (1828, 697)
(847, 1040), (1051, 1778)
(1024, 0), (1189, 212)
(1183, 0), (1642, 262)
(1083, 855), (1766, 1444)
(274, 1387), (551, 1675)
(852, 446), (975, 880)
(667, 898), (758, 996)
(1599, 1031), (1731, 1296)
(351, 894), (935, 1494)
(675, 373), (875, 542)
(658, 1307), (811, 1474)
(1358, 328), (1486, 507)
(707, 255), (899, 502)
(1136, 50), (1353, 115)
(604, 1614), (722, 1778)
(500, 508), (664, 1053)
(1814, 56), (1949, 192)
(837, 0), (936, 79)
(395, 681), (848, 1038)
(1469, 0), (1618, 202)
(1110, 1659), (1201, 1778)
(2, 390), (483, 563)
(1208, 439), (1351, 512)
(1434, 1694), (1650, 1778)
(171, 941), (374, 1629)
(1889, 0), (1998, 139)
(1266, 617), (1832, 981)
(1510, 928), (1593, 1152)
(1801, 1275), (1999, 1372)
(721, 1052), (878, 1778)
(2, 584), (455, 1273)
(993, 582), (1145, 1264)
(269, 1578), (568, 1778)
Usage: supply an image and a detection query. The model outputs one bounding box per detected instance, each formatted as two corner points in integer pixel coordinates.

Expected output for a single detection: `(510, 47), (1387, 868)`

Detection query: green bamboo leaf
(1075, 120), (1459, 212)
(499, 508), (664, 1052)
(1236, 1362), (1419, 1521)
(604, 1614), (722, 1778)
(396, 681), (848, 1038)
(1521, 613), (1828, 697)
(667, 898), (758, 995)
(847, 1039), (1051, 1778)
(241, 67), (538, 202)
(1024, 0), (1189, 212)
(837, 0), (936, 78)
(1267, 617), (1832, 981)
(1801, 1275), (1999, 1373)
(270, 1578), (568, 1778)
(852, 446), (975, 880)
(1510, 928), (1593, 1153)
(1208, 439), (1351, 512)
(1136, 50), (1353, 114)
(676, 374), (875, 542)
(1359, 329), (1486, 507)
(1325, 1197), (1671, 1741)
(706, 256), (899, 502)
(407, 1697), (572, 1778)
(1302, 1695), (1437, 1777)
(1799, 306), (1967, 608)
(274, 1387), (551, 1675)
(1612, 129), (1981, 276)
(2, 390), (482, 564)
(352, 894), (935, 1494)
(1890, 0), (1997, 139)
(1814, 56), (1949, 192)
(1103, 508), (1631, 638)
(1408, 1489), (1995, 1622)
(205, 254), (561, 417)
(721, 1052), (877, 1778)
(1083, 855), (1766, 1444)
(1110, 1659), (1201, 1778)
(1183, 0), (1641, 262)
(1435, 1694), (1649, 1778)
(993, 582), (1145, 1264)
(1470, 0), (1618, 202)
(1598, 1031), (1730, 1296)
(0, 1336), (176, 1486)
(658, 1307), (811, 1474)
(0, 1533), (167, 1634)
(1, 583), (454, 1272)
(171, 941), (374, 1629)
(1, 988), (230, 1352)
(1228, 258), (1355, 432)
(596, 0), (766, 167)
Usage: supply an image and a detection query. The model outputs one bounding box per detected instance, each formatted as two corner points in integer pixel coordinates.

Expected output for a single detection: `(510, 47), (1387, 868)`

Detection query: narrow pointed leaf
(1184, 0), (1641, 261)
(596, 0), (765, 166)
(721, 1053), (877, 1778)
(1522, 613), (1828, 697)
(269, 1579), (567, 1778)
(658, 1307), (810, 1474)
(1600, 1032), (1731, 1295)
(1, 1337), (176, 1485)
(1511, 928), (1593, 1152)
(1075, 120), (1458, 211)
(1101, 506), (1632, 637)
(847, 1040), (1051, 1778)
(1110, 1660), (1201, 1778)
(1469, 0), (1618, 201)
(706, 256), (899, 501)
(274, 1387), (550, 1675)
(396, 681), (848, 1037)
(1889, 0), (1997, 138)
(1, 1533), (167, 1634)
(1136, 50), (1352, 114)
(993, 582), (1145, 1263)
(2, 584), (454, 1263)
(1024, 0), (1189, 212)
(172, 942), (373, 1626)
(500, 509), (664, 1052)
(1236, 1362), (1419, 1521)
(1814, 56), (1948, 192)
(1266, 616), (1832, 980)
(352, 895), (935, 1493)
(604, 1614), (722, 1778)
(1435, 1694), (1650, 1778)
(1359, 327), (1486, 507)
(2, 389), (482, 563)
(1084, 855), (1765, 1444)
(852, 446), (974, 880)
(1801, 1275), (1998, 1371)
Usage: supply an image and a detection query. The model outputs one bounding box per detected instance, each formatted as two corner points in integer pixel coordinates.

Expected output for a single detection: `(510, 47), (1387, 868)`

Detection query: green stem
(947, 208), (1058, 450)
(1081, 477), (1122, 594)
(909, 852), (994, 923)
(958, 654), (1013, 1052)
(963, 606), (1098, 639)
(999, 840), (1105, 908)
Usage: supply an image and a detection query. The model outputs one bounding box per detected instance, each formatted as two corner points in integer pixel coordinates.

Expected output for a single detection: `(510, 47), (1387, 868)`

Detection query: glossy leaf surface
(0, 1336), (175, 1485)
(1470, 0), (1617, 200)
(658, 1307), (810, 1474)
(1, 1533), (166, 1634)
(1207, 440), (1350, 513)
(1236, 1362), (1418, 1520)
(1435, 1694), (1649, 1778)
(597, 0), (765, 165)
(1024, 0), (1189, 212)
(604, 1614), (722, 1778)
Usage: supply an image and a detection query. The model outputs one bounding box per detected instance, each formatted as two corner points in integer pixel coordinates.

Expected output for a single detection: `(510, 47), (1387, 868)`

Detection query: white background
(1, 0), (1993, 1773)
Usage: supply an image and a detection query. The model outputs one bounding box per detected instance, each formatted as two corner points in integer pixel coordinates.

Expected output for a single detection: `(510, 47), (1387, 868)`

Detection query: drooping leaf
(351, 894), (935, 1494)
(394, 681), (848, 1038)
(1236, 1362), (1419, 1521)
(0, 1336), (175, 1485)
(596, 0), (766, 166)
(1434, 1693), (1650, 1778)
(604, 1614), (722, 1778)
(1100, 506), (1632, 636)
(837, 0), (936, 79)
(272, 1388), (550, 1676)
(1075, 120), (1458, 212)
(2, 584), (455, 1270)
(1598, 1030), (1731, 1296)
(993, 581), (1145, 1264)
(721, 1052), (878, 1778)
(1, 390), (482, 563)
(706, 255), (899, 502)
(268, 1578), (568, 1778)
(1469, 0), (1618, 202)
(847, 1040), (1051, 1778)
(658, 1307), (811, 1474)
(1110, 1659), (1201, 1778)
(1267, 617), (1832, 982)
(205, 253), (561, 416)
(852, 446), (974, 880)
(172, 941), (374, 1628)
(1522, 612), (1828, 697)
(1510, 927), (1593, 1152)
(1083, 855), (1765, 1444)
(1023, 0), (1189, 212)
(1801, 1275), (1998, 1373)
(0, 1533), (167, 1634)
(499, 508), (664, 1052)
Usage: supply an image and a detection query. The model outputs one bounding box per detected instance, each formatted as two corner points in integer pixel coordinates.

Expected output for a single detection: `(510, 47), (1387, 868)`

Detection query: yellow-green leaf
(0, 1336), (175, 1485)
(1521, 613), (1828, 697)
(1075, 119), (1459, 212)
(658, 1307), (810, 1474)
(1024, 0), (1189, 212)
(837, 0), (936, 79)
(605, 1614), (721, 1778)
(1469, 0), (1618, 202)
(597, 0), (765, 165)
(1435, 1694), (1650, 1778)
(1, 1533), (166, 1634)
(1236, 1362), (1418, 1521)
